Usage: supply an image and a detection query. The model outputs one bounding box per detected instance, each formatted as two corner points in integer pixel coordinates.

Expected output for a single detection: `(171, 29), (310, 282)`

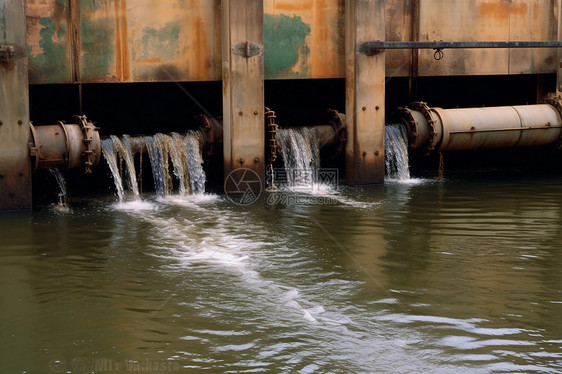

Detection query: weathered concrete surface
(345, 0), (385, 185)
(25, 0), (560, 83)
(417, 0), (559, 76)
(264, 0), (343, 79)
(1, 0), (32, 209)
(222, 0), (264, 190)
(27, 0), (222, 83)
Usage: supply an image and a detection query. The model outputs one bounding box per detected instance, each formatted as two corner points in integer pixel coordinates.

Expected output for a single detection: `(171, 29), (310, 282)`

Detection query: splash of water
(276, 127), (320, 190)
(385, 124), (411, 180)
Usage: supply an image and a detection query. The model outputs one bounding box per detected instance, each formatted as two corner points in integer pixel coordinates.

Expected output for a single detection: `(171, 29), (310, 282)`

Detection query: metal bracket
(357, 41), (384, 56)
(233, 41), (263, 58)
(74, 115), (99, 174)
(0, 44), (16, 63)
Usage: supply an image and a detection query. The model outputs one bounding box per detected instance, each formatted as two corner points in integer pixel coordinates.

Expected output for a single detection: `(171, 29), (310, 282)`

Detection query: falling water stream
(385, 123), (411, 181)
(276, 124), (413, 187)
(110, 135), (140, 200)
(100, 138), (126, 201)
(102, 131), (206, 201)
(48, 168), (67, 208)
(276, 127), (321, 189)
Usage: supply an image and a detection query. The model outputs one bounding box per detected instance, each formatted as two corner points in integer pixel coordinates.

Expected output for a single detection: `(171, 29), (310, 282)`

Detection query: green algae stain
(140, 23), (180, 61)
(78, 0), (113, 81)
(80, 14), (115, 81)
(1, 3), (7, 41)
(28, 17), (71, 83)
(264, 14), (311, 78)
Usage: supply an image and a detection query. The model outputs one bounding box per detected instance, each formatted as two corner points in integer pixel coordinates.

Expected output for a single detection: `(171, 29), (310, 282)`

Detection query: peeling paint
(264, 13), (310, 78)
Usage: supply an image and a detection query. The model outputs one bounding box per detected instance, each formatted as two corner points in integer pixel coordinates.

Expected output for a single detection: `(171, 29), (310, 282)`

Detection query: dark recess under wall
(29, 74), (554, 133)
(28, 74), (561, 204)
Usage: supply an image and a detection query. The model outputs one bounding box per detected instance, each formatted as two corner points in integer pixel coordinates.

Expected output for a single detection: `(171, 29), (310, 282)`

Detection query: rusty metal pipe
(315, 124), (338, 147)
(399, 102), (562, 152)
(279, 112), (346, 149)
(29, 116), (101, 173)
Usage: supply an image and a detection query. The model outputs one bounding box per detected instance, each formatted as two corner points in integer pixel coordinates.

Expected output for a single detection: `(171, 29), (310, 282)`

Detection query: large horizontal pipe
(398, 101), (562, 152)
(29, 116), (101, 173)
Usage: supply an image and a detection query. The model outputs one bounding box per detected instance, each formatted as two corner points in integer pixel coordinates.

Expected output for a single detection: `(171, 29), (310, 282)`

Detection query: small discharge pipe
(29, 115), (101, 173)
(398, 100), (562, 152)
(194, 109), (347, 158)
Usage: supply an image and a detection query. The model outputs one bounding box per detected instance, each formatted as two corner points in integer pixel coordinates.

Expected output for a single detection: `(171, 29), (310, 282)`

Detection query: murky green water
(1, 177), (562, 373)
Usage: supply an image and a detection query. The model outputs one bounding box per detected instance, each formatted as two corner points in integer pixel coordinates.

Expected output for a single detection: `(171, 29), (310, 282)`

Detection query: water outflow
(276, 127), (320, 189)
(49, 168), (67, 207)
(102, 130), (206, 201)
(385, 123), (411, 180)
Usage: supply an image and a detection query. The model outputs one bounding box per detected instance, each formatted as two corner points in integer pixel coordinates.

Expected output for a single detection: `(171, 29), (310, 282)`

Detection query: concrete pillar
(345, 0), (385, 185)
(221, 0), (265, 191)
(557, 0), (562, 95)
(0, 0), (32, 209)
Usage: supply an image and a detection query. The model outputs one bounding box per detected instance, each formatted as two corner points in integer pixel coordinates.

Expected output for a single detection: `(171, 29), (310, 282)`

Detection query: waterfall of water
(170, 133), (191, 195)
(276, 127), (320, 189)
(385, 123), (411, 180)
(101, 138), (126, 201)
(111, 135), (140, 199)
(183, 130), (206, 194)
(49, 168), (67, 207)
(145, 134), (172, 196)
(102, 131), (207, 200)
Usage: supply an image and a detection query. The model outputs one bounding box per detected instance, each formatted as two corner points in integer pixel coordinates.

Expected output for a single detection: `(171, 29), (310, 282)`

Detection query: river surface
(1, 176), (562, 373)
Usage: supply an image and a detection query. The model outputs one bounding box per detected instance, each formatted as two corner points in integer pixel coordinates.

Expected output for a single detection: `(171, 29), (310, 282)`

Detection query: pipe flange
(542, 96), (562, 149)
(322, 108), (347, 159)
(73, 115), (99, 174)
(410, 101), (439, 153)
(194, 114), (222, 157)
(396, 107), (418, 149)
(29, 122), (40, 172)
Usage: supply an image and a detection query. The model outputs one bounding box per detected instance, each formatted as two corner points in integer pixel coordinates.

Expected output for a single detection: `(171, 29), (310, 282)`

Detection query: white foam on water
(379, 313), (526, 339)
(385, 178), (432, 186)
(159, 193), (221, 210)
(112, 199), (158, 212)
(275, 182), (381, 210)
(114, 198), (355, 331)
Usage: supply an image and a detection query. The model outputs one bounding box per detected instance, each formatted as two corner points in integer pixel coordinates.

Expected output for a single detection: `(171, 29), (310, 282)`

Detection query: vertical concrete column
(557, 0), (562, 95)
(345, 0), (385, 185)
(0, 0), (32, 209)
(221, 0), (265, 190)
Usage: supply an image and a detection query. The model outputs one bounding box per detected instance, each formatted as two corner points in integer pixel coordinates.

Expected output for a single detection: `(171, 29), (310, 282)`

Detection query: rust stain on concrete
(114, 0), (131, 81)
(193, 15), (209, 80)
(479, 0), (528, 19)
